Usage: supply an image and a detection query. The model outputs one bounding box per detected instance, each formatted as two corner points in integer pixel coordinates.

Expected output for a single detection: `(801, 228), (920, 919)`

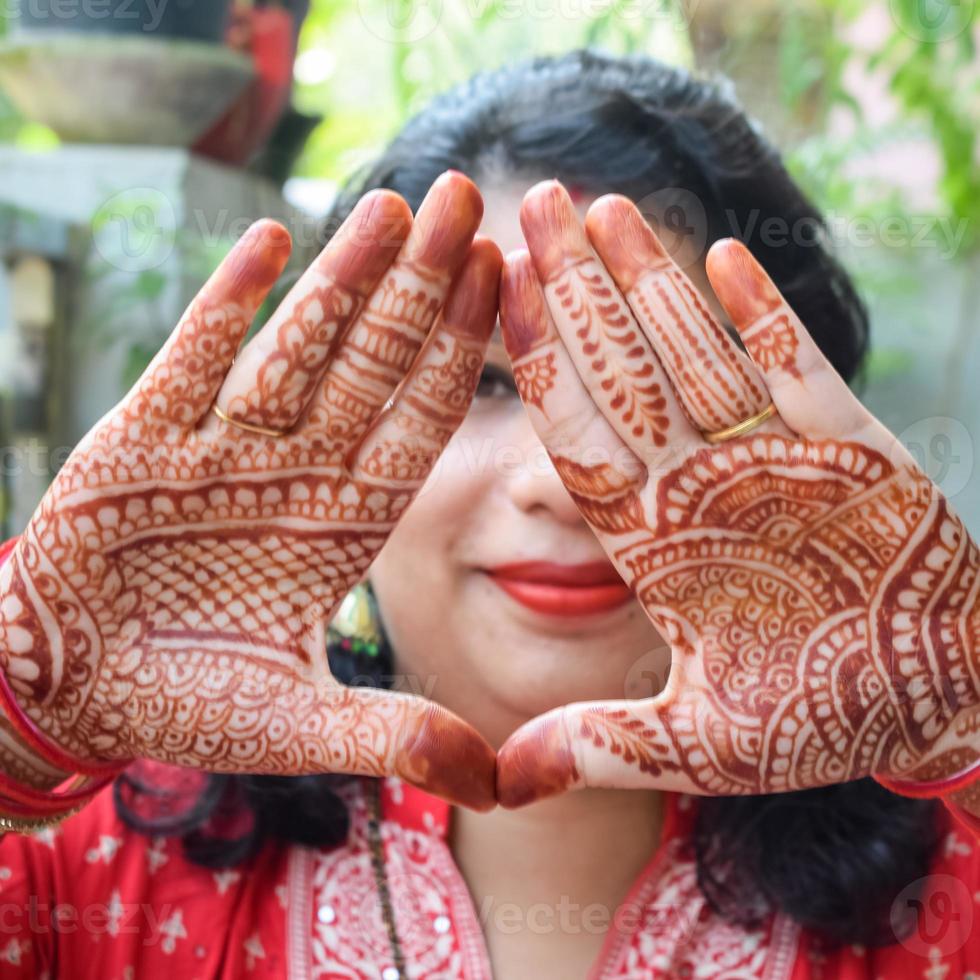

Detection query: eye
(474, 364), (518, 400)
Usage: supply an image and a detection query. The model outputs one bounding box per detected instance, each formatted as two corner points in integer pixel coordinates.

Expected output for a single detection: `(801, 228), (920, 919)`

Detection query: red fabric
(0, 768), (975, 978)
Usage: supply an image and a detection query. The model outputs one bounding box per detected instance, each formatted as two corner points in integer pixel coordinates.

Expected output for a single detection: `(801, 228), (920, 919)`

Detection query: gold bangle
(703, 403), (778, 445)
(0, 805), (83, 835)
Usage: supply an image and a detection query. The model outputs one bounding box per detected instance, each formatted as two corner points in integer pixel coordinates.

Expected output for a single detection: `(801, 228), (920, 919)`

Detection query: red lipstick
(484, 561), (633, 617)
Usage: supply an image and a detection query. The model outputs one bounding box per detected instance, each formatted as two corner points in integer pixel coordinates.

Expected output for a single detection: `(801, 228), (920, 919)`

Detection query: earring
(328, 582), (385, 660)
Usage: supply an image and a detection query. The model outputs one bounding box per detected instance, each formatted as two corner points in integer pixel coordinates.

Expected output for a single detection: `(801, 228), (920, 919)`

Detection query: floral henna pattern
(552, 263), (672, 446)
(740, 310), (801, 380)
(0, 181), (500, 808)
(499, 434), (980, 802)
(223, 285), (359, 430)
(512, 352), (557, 414)
(613, 436), (980, 793)
(497, 185), (980, 807)
(585, 195), (769, 433)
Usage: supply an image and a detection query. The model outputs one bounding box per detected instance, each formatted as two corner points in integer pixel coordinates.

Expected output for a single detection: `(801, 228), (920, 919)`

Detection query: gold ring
(704, 403), (777, 445)
(212, 405), (290, 439)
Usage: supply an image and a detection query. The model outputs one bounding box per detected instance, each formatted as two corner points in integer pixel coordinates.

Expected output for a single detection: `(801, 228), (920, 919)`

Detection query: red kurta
(0, 765), (977, 979)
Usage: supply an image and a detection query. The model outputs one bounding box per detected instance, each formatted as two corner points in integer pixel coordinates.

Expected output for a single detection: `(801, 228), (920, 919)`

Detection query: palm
(0, 175), (501, 809)
(496, 183), (980, 805)
(585, 435), (975, 796)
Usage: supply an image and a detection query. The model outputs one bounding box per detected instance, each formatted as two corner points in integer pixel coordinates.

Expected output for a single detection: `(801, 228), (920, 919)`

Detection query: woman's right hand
(0, 172), (500, 810)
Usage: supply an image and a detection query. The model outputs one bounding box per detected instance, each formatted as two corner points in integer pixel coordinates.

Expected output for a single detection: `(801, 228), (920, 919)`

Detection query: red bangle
(874, 755), (980, 800)
(0, 770), (118, 816)
(0, 538), (130, 778)
(0, 668), (129, 778)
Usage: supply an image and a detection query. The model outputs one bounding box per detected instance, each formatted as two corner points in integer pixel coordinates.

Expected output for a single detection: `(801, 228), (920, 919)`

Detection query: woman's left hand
(495, 181), (980, 807)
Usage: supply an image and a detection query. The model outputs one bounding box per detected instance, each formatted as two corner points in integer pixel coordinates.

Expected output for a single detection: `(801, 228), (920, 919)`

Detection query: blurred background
(0, 0), (977, 537)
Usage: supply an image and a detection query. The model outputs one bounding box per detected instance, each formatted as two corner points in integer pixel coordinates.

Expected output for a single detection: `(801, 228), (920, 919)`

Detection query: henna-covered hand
(0, 172), (501, 810)
(496, 181), (980, 807)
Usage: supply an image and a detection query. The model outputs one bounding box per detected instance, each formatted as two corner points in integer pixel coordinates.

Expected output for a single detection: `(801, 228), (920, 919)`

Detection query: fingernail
(498, 252), (552, 360)
(707, 241), (782, 325)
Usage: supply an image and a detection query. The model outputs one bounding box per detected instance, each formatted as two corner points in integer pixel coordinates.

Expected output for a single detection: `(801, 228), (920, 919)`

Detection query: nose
(504, 410), (584, 527)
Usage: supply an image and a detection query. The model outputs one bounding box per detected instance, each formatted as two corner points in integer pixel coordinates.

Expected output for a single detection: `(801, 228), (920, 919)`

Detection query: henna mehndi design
(497, 184), (980, 808)
(0, 175), (501, 810)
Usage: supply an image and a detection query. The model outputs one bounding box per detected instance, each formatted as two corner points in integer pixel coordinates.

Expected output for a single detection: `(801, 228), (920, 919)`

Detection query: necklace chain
(367, 777), (406, 979)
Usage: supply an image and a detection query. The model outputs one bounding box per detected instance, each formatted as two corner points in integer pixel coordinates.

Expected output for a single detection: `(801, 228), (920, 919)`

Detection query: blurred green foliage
(290, 0), (692, 183)
(778, 0), (978, 256)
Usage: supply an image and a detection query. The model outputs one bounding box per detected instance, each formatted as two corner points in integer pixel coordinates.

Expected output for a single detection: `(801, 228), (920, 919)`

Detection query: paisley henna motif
(551, 267), (672, 446)
(497, 184), (980, 807)
(0, 178), (501, 810)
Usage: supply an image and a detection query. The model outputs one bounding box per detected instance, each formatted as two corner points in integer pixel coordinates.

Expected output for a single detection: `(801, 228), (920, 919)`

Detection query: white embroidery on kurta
(276, 883), (289, 909)
(214, 870), (241, 895)
(0, 937), (29, 965)
(946, 832), (973, 860)
(158, 910), (188, 954)
(146, 837), (169, 874)
(244, 932), (266, 969)
(107, 889), (125, 937)
(86, 835), (122, 865)
(295, 782), (802, 980)
(32, 826), (59, 850)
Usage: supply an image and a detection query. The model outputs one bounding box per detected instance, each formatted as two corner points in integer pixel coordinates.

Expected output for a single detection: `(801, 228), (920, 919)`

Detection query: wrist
(0, 537), (70, 785)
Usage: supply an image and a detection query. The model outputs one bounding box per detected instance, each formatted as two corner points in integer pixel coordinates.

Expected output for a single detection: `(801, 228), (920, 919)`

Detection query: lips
(484, 561), (633, 617)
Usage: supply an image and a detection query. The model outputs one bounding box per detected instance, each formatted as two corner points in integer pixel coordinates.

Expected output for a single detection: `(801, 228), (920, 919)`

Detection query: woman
(0, 50), (977, 978)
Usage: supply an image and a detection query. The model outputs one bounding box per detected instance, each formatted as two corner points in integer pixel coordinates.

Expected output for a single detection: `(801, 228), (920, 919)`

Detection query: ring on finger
(212, 404), (291, 439)
(703, 403), (777, 445)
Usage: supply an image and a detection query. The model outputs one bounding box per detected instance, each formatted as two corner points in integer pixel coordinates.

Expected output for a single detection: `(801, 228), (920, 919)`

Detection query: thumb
(496, 697), (691, 808)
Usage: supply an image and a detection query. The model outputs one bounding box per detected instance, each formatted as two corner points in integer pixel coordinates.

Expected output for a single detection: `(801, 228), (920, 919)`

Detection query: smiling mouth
(483, 561), (633, 617)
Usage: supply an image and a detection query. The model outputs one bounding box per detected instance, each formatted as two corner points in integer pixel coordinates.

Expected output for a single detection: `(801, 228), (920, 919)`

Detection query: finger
(318, 686), (497, 812)
(705, 240), (875, 439)
(301, 171), (484, 454)
(135, 669), (497, 810)
(124, 220), (292, 432)
(499, 250), (647, 534)
(496, 691), (696, 808)
(348, 237), (502, 492)
(586, 196), (776, 436)
(520, 181), (699, 461)
(212, 191), (412, 435)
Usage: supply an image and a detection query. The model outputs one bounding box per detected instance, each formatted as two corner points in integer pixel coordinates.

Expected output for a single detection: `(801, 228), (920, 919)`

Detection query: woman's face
(369, 178), (720, 749)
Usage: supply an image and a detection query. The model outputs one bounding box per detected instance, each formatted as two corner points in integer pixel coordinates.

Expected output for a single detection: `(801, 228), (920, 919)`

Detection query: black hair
(117, 49), (938, 948)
